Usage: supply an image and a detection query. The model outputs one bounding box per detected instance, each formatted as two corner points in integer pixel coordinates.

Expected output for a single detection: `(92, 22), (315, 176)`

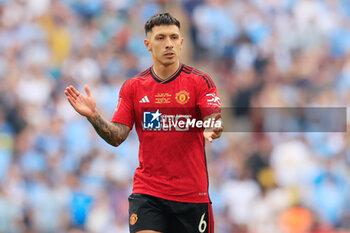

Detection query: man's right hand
(65, 84), (130, 147)
(65, 85), (97, 118)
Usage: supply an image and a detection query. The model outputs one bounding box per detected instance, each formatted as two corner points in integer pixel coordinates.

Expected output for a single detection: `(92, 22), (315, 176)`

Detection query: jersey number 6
(198, 213), (207, 233)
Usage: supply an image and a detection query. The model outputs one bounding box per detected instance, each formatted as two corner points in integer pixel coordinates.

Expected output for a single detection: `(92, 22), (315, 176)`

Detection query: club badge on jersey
(175, 90), (190, 104)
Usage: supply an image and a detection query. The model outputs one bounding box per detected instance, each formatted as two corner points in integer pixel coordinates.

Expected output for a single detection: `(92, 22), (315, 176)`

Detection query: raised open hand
(64, 85), (97, 118)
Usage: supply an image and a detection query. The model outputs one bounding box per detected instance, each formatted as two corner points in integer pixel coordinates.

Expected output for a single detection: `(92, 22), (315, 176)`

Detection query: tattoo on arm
(87, 113), (130, 147)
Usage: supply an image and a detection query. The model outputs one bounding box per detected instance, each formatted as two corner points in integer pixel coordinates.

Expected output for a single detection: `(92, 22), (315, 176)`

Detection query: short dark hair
(144, 13), (180, 35)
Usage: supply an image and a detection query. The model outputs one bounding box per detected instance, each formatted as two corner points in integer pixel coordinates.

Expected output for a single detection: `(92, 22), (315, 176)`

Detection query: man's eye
(172, 36), (178, 39)
(157, 37), (164, 40)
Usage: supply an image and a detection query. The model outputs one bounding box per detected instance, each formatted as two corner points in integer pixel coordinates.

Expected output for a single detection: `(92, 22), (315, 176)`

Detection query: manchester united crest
(175, 90), (190, 104)
(130, 213), (138, 225)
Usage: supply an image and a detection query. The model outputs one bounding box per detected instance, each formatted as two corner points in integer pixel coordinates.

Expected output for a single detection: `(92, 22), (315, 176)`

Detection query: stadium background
(0, 0), (349, 232)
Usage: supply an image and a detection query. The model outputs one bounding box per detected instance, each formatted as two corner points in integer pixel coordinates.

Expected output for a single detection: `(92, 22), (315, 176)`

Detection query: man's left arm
(195, 72), (223, 143)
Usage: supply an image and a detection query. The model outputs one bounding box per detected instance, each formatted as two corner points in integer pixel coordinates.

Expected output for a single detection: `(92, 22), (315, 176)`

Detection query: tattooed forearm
(87, 113), (130, 147)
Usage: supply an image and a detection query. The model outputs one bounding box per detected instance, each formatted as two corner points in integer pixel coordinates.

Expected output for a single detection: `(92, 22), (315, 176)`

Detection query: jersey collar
(151, 64), (183, 84)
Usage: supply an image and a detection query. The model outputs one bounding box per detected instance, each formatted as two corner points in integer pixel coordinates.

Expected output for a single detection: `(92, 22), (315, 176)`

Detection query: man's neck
(152, 61), (180, 80)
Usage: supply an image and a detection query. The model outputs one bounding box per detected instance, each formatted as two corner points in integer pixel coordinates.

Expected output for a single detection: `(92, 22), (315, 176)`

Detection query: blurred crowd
(0, 0), (349, 232)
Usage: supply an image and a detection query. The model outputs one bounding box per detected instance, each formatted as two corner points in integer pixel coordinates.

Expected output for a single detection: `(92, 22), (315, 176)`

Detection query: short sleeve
(111, 80), (135, 128)
(197, 74), (221, 118)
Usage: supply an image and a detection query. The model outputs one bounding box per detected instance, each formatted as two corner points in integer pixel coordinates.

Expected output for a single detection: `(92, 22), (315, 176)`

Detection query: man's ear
(144, 39), (151, 51)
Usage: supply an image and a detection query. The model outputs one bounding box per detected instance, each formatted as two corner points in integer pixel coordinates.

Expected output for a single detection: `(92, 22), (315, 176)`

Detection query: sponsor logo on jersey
(206, 93), (221, 107)
(130, 213), (138, 225)
(139, 96), (150, 103)
(142, 109), (221, 131)
(155, 93), (171, 104)
(175, 90), (190, 104)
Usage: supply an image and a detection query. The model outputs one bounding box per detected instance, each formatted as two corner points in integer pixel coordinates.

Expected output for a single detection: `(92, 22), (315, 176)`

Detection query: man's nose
(165, 37), (174, 49)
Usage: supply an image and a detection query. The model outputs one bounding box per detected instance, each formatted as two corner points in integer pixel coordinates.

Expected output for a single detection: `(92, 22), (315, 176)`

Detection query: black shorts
(128, 193), (214, 233)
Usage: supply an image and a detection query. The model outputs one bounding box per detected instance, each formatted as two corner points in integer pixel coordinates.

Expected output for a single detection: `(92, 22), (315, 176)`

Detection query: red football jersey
(112, 64), (221, 203)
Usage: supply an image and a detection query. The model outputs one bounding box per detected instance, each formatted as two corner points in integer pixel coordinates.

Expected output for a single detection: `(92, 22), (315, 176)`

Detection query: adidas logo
(139, 96), (150, 103)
